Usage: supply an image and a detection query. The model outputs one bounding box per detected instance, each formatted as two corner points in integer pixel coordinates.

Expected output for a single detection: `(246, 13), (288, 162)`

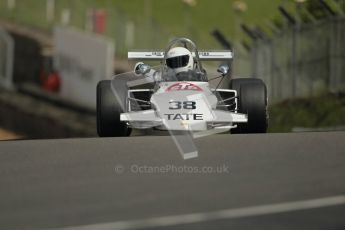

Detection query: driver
(165, 47), (194, 78)
(134, 47), (206, 82)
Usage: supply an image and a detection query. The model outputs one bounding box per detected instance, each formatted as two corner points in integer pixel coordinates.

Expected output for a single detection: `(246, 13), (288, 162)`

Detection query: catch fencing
(252, 17), (345, 102)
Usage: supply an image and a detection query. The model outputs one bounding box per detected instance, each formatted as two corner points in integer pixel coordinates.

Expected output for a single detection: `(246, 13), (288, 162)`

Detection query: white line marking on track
(54, 195), (345, 230)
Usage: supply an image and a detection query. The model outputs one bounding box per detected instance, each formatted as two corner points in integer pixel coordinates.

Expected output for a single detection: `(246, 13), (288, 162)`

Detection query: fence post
(269, 40), (275, 101)
(291, 25), (298, 98)
(0, 28), (14, 90)
(251, 40), (258, 78)
(46, 0), (55, 22)
(7, 0), (15, 11)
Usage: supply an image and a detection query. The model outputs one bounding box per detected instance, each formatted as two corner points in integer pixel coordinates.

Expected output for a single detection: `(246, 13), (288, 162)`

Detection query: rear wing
(128, 50), (233, 61)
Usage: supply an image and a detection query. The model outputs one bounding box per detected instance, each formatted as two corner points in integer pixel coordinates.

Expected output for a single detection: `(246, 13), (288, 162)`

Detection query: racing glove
(134, 62), (145, 75)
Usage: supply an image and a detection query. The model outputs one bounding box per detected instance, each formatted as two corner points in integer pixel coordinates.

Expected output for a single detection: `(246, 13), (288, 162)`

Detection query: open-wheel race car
(97, 38), (268, 138)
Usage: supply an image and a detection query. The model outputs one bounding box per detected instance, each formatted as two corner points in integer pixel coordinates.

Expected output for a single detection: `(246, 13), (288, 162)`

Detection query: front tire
(97, 80), (131, 137)
(230, 78), (268, 134)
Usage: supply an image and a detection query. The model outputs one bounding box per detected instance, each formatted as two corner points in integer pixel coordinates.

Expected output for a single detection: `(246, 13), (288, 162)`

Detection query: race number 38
(169, 101), (196, 110)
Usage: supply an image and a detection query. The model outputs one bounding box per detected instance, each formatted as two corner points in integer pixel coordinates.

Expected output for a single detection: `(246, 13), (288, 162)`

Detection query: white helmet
(165, 47), (194, 74)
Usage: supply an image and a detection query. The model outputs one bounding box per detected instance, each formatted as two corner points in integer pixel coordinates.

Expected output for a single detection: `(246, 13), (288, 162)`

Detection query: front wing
(120, 109), (247, 131)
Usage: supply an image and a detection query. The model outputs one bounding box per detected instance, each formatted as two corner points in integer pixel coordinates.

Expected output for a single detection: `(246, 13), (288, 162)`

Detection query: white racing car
(97, 38), (268, 138)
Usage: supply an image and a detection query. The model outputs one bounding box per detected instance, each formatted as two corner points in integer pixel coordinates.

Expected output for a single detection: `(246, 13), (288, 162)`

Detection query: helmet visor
(166, 55), (190, 68)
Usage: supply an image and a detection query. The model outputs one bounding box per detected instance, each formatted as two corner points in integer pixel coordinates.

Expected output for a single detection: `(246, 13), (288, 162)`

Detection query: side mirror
(135, 63), (151, 75)
(217, 64), (230, 76)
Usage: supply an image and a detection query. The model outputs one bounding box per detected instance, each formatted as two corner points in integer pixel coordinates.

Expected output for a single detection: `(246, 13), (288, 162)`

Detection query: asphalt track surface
(0, 132), (345, 230)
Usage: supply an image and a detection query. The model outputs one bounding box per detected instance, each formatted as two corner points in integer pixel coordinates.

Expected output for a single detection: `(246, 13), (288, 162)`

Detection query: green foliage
(269, 93), (345, 132)
(0, 0), (282, 50)
(306, 0), (330, 19)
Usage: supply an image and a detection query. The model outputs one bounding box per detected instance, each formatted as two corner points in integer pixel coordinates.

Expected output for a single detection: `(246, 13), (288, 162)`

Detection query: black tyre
(230, 78), (268, 134)
(97, 80), (131, 137)
(229, 78), (263, 94)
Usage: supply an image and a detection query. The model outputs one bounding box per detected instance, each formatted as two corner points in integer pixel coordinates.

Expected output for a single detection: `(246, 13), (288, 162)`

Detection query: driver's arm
(134, 62), (161, 81)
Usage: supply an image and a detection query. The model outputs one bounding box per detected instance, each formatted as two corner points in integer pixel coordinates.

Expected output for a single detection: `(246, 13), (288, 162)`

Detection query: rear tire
(97, 80), (131, 137)
(230, 78), (268, 134)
